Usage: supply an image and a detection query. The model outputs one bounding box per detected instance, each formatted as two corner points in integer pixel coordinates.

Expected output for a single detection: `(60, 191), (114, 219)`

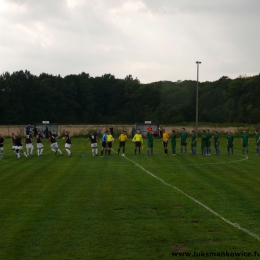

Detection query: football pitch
(1, 138), (260, 260)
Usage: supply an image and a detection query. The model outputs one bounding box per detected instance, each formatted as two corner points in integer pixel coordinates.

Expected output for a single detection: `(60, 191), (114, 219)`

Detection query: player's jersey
(214, 135), (219, 144)
(191, 134), (197, 143)
(65, 134), (71, 144)
(147, 133), (153, 143)
(171, 134), (176, 144)
(89, 134), (98, 143)
(36, 134), (43, 143)
(242, 134), (249, 144)
(162, 132), (169, 142)
(50, 135), (57, 143)
(14, 137), (22, 146)
(119, 134), (127, 142)
(255, 133), (260, 143)
(0, 138), (4, 147)
(201, 134), (207, 144)
(25, 134), (32, 144)
(107, 134), (114, 142)
(12, 137), (15, 145)
(180, 132), (188, 142)
(206, 133), (212, 141)
(102, 134), (107, 142)
(227, 135), (234, 144)
(132, 134), (143, 143)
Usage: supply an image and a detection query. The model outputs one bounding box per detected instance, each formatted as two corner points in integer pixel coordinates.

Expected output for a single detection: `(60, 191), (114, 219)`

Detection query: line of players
(1, 128), (260, 159)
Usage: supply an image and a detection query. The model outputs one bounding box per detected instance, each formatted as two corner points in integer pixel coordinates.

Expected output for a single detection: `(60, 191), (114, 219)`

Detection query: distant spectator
(25, 124), (31, 135)
(131, 127), (136, 138)
(45, 125), (49, 139)
(109, 126), (114, 137)
(32, 125), (37, 138)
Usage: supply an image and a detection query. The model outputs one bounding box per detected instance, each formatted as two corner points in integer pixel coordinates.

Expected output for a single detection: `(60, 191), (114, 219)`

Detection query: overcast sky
(0, 0), (259, 83)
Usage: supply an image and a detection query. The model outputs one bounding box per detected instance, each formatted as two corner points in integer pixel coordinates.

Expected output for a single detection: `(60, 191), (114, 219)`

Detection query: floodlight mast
(196, 61), (201, 135)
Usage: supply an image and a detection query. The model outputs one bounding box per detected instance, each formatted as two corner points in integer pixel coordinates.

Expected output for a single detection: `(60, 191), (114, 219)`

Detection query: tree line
(0, 70), (259, 124)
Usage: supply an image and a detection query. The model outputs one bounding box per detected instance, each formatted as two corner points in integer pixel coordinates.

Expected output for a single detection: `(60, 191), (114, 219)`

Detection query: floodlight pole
(196, 61), (201, 135)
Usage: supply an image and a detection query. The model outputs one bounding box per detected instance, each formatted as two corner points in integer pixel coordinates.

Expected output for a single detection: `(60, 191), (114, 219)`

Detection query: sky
(0, 0), (260, 83)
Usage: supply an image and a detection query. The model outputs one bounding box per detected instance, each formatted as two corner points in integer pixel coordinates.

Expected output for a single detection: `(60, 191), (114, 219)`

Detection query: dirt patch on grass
(171, 244), (188, 252)
(143, 206), (157, 211)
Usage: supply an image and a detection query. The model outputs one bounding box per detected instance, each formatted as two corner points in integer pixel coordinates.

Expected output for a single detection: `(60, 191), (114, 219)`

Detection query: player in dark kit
(25, 131), (34, 155)
(36, 130), (44, 156)
(227, 131), (235, 155)
(86, 131), (100, 156)
(49, 131), (63, 155)
(65, 131), (72, 157)
(0, 134), (4, 158)
(13, 135), (28, 158)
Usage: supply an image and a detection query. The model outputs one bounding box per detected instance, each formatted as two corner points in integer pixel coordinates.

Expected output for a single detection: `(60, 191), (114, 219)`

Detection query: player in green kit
(201, 130), (207, 155)
(171, 130), (177, 155)
(213, 131), (220, 155)
(180, 128), (188, 155)
(241, 130), (249, 155)
(191, 130), (197, 155)
(255, 130), (260, 155)
(227, 131), (235, 155)
(147, 130), (154, 156)
(206, 129), (212, 155)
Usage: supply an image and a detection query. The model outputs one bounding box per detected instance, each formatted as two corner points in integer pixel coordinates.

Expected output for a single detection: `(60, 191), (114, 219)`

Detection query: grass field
(0, 137), (260, 260)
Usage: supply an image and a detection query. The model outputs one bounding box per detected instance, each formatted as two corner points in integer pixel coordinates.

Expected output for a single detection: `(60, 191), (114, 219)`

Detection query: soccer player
(191, 130), (197, 155)
(25, 131), (34, 155)
(213, 131), (220, 155)
(227, 131), (235, 155)
(11, 133), (16, 155)
(36, 130), (44, 156)
(0, 134), (4, 158)
(255, 130), (260, 155)
(147, 130), (154, 156)
(132, 129), (143, 155)
(171, 130), (177, 155)
(101, 130), (108, 157)
(86, 131), (99, 156)
(206, 129), (213, 155)
(117, 131), (127, 156)
(241, 130), (249, 155)
(201, 130), (207, 155)
(162, 129), (170, 155)
(106, 131), (114, 156)
(49, 131), (63, 155)
(65, 131), (72, 157)
(13, 135), (28, 158)
(180, 128), (188, 155)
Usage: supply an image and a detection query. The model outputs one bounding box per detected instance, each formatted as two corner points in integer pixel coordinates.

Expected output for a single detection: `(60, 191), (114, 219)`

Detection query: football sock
(101, 150), (104, 156)
(37, 149), (40, 156)
(92, 149), (95, 156)
(95, 148), (98, 154)
(117, 148), (120, 154)
(41, 148), (44, 155)
(58, 149), (62, 154)
(51, 148), (56, 153)
(138, 148), (140, 154)
(180, 148), (183, 154)
(30, 147), (34, 154)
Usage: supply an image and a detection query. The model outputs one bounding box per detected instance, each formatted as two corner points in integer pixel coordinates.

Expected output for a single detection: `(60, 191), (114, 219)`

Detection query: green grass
(0, 138), (260, 259)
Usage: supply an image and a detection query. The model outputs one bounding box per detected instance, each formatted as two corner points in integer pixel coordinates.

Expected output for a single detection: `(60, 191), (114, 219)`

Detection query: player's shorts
(148, 142), (153, 148)
(171, 142), (176, 149)
(102, 141), (107, 148)
(107, 142), (112, 148)
(12, 145), (15, 150)
(163, 141), (168, 147)
(37, 143), (44, 149)
(135, 141), (141, 148)
(180, 141), (187, 146)
(206, 141), (211, 147)
(91, 143), (98, 148)
(214, 142), (219, 148)
(191, 142), (197, 148)
(119, 141), (125, 148)
(201, 142), (206, 148)
(26, 143), (33, 149)
(65, 143), (71, 149)
(50, 142), (58, 149)
(15, 146), (23, 150)
(227, 143), (233, 149)
(256, 142), (260, 147)
(242, 143), (248, 148)
(0, 147), (4, 151)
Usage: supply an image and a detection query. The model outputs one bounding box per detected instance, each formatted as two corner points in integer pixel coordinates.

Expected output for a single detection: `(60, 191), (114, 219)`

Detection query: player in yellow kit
(117, 130), (127, 156)
(132, 129), (143, 155)
(162, 129), (170, 155)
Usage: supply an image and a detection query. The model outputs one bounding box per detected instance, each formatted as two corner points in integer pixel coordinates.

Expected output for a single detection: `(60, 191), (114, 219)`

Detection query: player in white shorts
(36, 130), (44, 156)
(0, 134), (4, 158)
(25, 131), (34, 155)
(65, 131), (72, 157)
(13, 135), (28, 158)
(86, 131), (100, 156)
(49, 131), (63, 155)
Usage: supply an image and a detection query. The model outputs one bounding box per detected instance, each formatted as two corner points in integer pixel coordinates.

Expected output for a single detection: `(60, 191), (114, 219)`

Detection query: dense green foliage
(0, 71), (260, 124)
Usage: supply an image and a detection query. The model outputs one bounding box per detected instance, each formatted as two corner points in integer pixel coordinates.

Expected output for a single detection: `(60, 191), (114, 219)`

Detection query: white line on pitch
(123, 154), (260, 242)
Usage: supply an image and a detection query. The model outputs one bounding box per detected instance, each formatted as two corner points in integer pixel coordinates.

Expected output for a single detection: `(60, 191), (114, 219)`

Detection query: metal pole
(195, 61), (201, 135)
